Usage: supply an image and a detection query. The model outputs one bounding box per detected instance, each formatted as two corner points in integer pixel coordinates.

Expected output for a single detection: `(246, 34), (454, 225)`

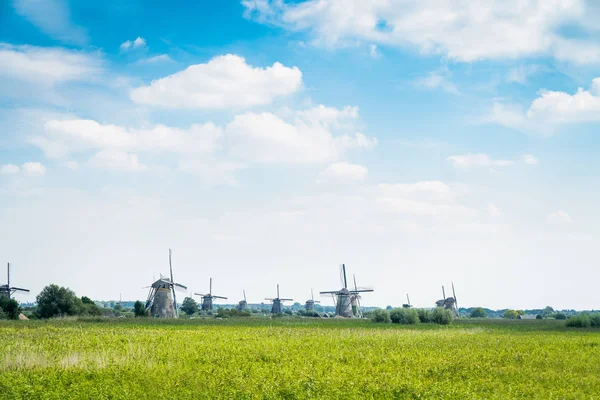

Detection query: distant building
(518, 314), (537, 320)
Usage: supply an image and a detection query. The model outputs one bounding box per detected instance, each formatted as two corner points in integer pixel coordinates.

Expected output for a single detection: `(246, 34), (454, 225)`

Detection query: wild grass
(1, 318), (599, 399)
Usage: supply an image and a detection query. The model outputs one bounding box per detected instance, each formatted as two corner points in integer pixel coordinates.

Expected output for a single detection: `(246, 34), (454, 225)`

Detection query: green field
(1, 318), (599, 399)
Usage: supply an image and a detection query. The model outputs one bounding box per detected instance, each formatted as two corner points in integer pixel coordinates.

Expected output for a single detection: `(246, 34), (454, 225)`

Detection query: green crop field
(1, 318), (599, 399)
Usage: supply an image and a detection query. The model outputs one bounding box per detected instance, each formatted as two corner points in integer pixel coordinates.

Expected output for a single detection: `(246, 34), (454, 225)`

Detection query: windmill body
(266, 284), (292, 314)
(195, 278), (227, 311)
(0, 263), (30, 299)
(305, 289), (320, 311)
(320, 264), (373, 318)
(237, 290), (248, 311)
(435, 283), (459, 317)
(144, 250), (187, 318)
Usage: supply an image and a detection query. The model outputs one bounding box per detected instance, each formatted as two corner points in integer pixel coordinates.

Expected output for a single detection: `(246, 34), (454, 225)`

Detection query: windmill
(194, 278), (227, 311)
(265, 284), (292, 314)
(320, 264), (373, 318)
(144, 249), (187, 318)
(0, 263), (30, 299)
(237, 290), (248, 311)
(305, 288), (320, 311)
(435, 282), (458, 317)
(403, 293), (412, 308)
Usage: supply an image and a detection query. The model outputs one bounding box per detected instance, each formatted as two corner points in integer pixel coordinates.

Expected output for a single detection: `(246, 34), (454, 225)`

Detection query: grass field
(1, 317), (600, 399)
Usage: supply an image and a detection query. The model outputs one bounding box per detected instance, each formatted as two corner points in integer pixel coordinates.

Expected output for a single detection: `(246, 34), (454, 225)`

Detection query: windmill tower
(320, 264), (373, 318)
(0, 263), (30, 299)
(144, 249), (187, 318)
(305, 288), (320, 311)
(194, 278), (227, 311)
(435, 282), (459, 317)
(265, 284), (292, 314)
(237, 290), (248, 311)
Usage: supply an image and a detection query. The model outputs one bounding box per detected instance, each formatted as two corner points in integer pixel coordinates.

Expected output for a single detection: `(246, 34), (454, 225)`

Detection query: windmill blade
(169, 249), (178, 318)
(265, 298), (275, 301)
(353, 274), (358, 292)
(194, 293), (207, 297)
(407, 293), (411, 306)
(243, 290), (247, 303)
(311, 288), (314, 302)
(11, 287), (30, 293)
(212, 295), (228, 300)
(280, 298), (293, 301)
(342, 264), (348, 289)
(173, 282), (187, 289)
(314, 300), (321, 304)
(442, 285), (446, 300)
(452, 281), (458, 310)
(319, 290), (340, 295)
(209, 278), (213, 296)
(350, 289), (374, 293)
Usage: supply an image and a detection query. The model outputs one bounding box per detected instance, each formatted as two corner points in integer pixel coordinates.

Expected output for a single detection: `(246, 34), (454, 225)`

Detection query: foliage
(430, 307), (454, 325)
(297, 309), (320, 317)
(133, 301), (148, 317)
(566, 313), (600, 328)
(417, 308), (431, 323)
(36, 284), (81, 318)
(470, 307), (487, 318)
(180, 297), (198, 316)
(216, 308), (251, 318)
(502, 309), (519, 319)
(0, 296), (21, 320)
(284, 309), (293, 315)
(554, 312), (567, 320)
(370, 308), (390, 323)
(389, 308), (419, 325)
(536, 314), (543, 320)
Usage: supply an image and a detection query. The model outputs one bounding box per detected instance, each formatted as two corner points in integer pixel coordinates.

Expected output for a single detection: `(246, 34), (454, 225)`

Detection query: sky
(1, 0), (600, 310)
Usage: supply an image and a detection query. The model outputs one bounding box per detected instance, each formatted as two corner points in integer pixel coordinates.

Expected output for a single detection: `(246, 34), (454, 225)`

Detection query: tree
(555, 312), (567, 320)
(114, 303), (123, 312)
(36, 284), (81, 318)
(180, 297), (198, 316)
(371, 309), (391, 323)
(470, 307), (487, 318)
(385, 305), (393, 310)
(134, 300), (148, 317)
(502, 309), (519, 319)
(0, 296), (21, 320)
(390, 308), (419, 324)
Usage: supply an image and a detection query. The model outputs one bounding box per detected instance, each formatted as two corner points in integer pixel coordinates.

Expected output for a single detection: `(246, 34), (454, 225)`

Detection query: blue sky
(2, 0), (600, 309)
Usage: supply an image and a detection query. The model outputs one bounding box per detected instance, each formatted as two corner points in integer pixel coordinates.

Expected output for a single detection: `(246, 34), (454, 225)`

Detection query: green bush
(217, 308), (252, 318)
(536, 314), (543, 320)
(417, 309), (431, 323)
(502, 310), (519, 319)
(430, 308), (454, 325)
(0, 296), (21, 320)
(470, 307), (487, 318)
(389, 308), (419, 324)
(590, 314), (600, 328)
(371, 309), (390, 323)
(554, 312), (567, 320)
(566, 314), (591, 328)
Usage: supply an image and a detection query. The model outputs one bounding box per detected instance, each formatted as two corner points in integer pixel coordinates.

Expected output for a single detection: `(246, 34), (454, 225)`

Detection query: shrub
(390, 308), (419, 325)
(217, 308), (251, 318)
(0, 296), (21, 320)
(371, 309), (390, 323)
(298, 309), (320, 317)
(430, 308), (454, 325)
(536, 314), (543, 320)
(134, 301), (148, 317)
(502, 310), (519, 319)
(590, 314), (600, 328)
(554, 312), (567, 320)
(417, 309), (431, 323)
(566, 314), (591, 328)
(470, 307), (487, 318)
(180, 297), (198, 316)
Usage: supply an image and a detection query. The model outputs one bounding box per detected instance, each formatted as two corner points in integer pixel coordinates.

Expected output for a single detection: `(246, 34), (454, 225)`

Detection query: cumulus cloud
(489, 77), (600, 134)
(120, 37), (147, 52)
(32, 118), (222, 158)
(0, 44), (101, 85)
(414, 68), (459, 95)
(319, 162), (368, 182)
(547, 209), (573, 224)
(243, 0), (599, 64)
(88, 151), (147, 172)
(0, 164), (20, 175)
(21, 162), (46, 176)
(130, 54), (302, 109)
(225, 105), (376, 164)
(522, 154), (539, 165)
(447, 153), (514, 168)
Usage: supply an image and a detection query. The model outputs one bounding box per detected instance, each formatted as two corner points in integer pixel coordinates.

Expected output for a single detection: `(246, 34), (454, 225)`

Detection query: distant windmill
(320, 264), (373, 318)
(195, 278), (227, 311)
(144, 249), (187, 318)
(265, 284), (292, 314)
(403, 294), (412, 308)
(237, 290), (248, 311)
(435, 282), (458, 317)
(0, 263), (30, 299)
(305, 288), (320, 311)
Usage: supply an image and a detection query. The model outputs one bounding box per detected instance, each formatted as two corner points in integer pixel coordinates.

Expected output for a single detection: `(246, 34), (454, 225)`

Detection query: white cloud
(547, 209), (573, 224)
(88, 151), (147, 172)
(489, 78), (600, 134)
(64, 161), (79, 170)
(414, 68), (459, 95)
(320, 162), (368, 182)
(13, 0), (87, 45)
(21, 162), (46, 176)
(0, 44), (101, 85)
(522, 154), (539, 165)
(120, 37), (147, 52)
(243, 0), (599, 64)
(0, 164), (20, 175)
(178, 160), (245, 185)
(32, 119), (222, 158)
(130, 54), (303, 109)
(487, 203), (502, 218)
(447, 153), (514, 168)
(369, 44), (380, 58)
(506, 65), (543, 84)
(225, 105), (376, 164)
(136, 54), (174, 64)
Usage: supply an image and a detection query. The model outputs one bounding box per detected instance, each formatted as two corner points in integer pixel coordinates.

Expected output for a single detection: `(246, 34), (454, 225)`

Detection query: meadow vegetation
(1, 317), (599, 399)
